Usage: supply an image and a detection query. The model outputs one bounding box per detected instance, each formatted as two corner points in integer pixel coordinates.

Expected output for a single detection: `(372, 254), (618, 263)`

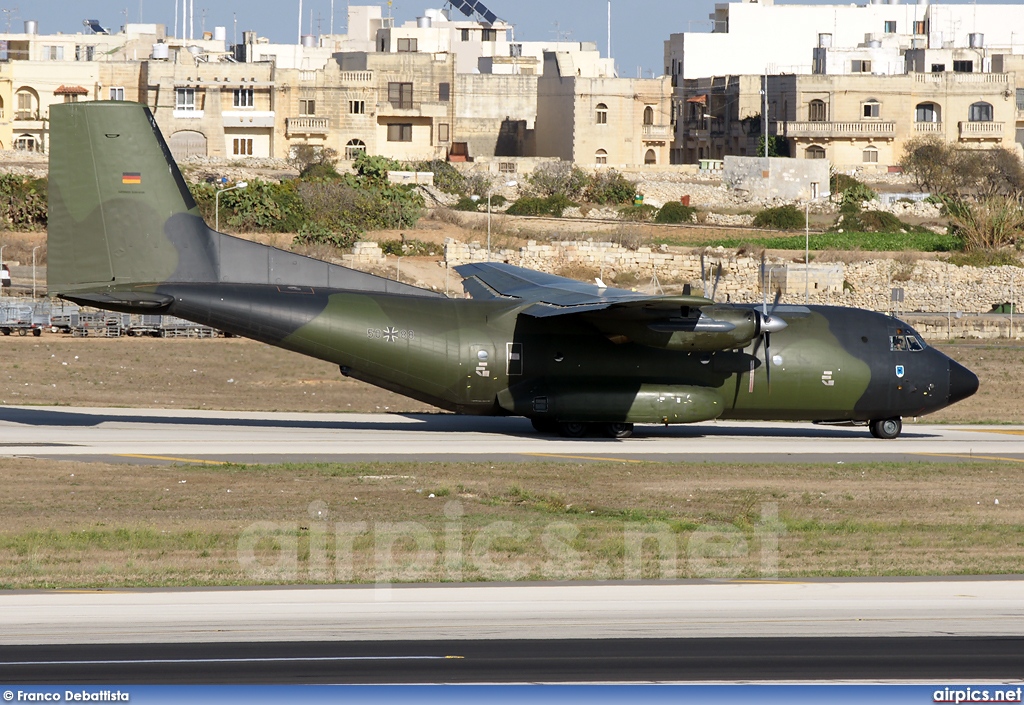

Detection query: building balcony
(914, 121), (943, 133)
(286, 116), (329, 135)
(338, 71), (374, 83)
(641, 124), (673, 140)
(958, 121), (1005, 139)
(776, 121), (895, 139)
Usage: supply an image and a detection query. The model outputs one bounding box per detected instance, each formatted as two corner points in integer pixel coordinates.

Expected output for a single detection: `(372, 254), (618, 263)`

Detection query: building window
(643, 106), (655, 125)
(969, 101), (993, 122)
(349, 100), (365, 114)
(345, 139), (366, 160)
(851, 60), (871, 73)
(1017, 89), (1024, 111)
(808, 99), (827, 122)
(915, 103), (938, 123)
(596, 103), (608, 124)
(15, 91), (35, 120)
(44, 45), (64, 60)
(884, 20), (896, 33)
(953, 60), (973, 73)
(931, 63), (946, 73)
(595, 149), (608, 165)
(863, 146), (879, 163)
(299, 99), (316, 116)
(388, 82), (413, 109)
(645, 149), (657, 165)
(233, 88), (254, 108)
(510, 43), (522, 58)
(175, 88), (196, 111)
(232, 138), (253, 156)
(63, 93), (79, 103)
(437, 123), (450, 142)
(862, 100), (880, 118)
(460, 29), (470, 42)
(498, 162), (517, 174)
(914, 20), (927, 34)
(481, 29), (497, 42)
(14, 134), (36, 151)
(387, 123), (413, 142)
(109, 86), (125, 101)
(806, 145), (826, 159)
(397, 37), (418, 52)
(438, 83), (450, 102)
(74, 45), (94, 61)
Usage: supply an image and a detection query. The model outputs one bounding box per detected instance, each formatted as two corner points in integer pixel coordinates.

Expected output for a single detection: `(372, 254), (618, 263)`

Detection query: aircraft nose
(948, 358), (979, 405)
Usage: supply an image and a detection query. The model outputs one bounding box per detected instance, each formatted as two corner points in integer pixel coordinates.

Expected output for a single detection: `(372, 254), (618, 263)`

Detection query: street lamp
(805, 189), (831, 304)
(215, 181), (248, 232)
(31, 245), (40, 299)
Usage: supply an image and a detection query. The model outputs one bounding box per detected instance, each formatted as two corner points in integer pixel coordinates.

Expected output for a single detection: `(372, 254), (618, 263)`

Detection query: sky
(20, 0), (1010, 78)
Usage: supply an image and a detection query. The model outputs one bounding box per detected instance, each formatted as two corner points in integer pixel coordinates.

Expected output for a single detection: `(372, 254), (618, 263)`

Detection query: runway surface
(4, 636), (1024, 683)
(4, 578), (1024, 645)
(2, 405), (1023, 465)
(3, 579), (1024, 682)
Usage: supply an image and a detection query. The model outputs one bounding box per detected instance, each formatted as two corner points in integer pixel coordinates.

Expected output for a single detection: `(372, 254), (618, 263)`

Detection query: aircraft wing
(455, 261), (712, 317)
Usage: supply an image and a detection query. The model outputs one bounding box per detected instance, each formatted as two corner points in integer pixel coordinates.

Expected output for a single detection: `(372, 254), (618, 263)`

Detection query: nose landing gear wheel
(869, 417), (902, 439)
(601, 422), (634, 439)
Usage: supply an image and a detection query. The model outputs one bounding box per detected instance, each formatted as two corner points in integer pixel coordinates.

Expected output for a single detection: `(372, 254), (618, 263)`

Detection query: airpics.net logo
(934, 688), (1024, 703)
(235, 500), (785, 583)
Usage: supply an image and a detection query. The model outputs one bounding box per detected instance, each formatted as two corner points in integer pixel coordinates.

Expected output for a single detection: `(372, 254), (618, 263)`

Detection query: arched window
(915, 102), (939, 123)
(345, 139), (367, 160)
(595, 149), (608, 165)
(969, 101), (993, 122)
(806, 145), (826, 160)
(644, 149), (657, 165)
(808, 99), (827, 122)
(643, 106), (654, 125)
(863, 145), (879, 163)
(595, 103), (608, 125)
(15, 88), (38, 121)
(14, 134), (36, 152)
(862, 98), (880, 118)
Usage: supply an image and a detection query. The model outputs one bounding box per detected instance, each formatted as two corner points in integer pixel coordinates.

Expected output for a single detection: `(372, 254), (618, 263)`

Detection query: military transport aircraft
(46, 102), (978, 439)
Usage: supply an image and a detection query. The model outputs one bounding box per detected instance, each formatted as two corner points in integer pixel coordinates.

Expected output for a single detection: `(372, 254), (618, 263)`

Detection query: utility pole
(762, 69), (768, 158)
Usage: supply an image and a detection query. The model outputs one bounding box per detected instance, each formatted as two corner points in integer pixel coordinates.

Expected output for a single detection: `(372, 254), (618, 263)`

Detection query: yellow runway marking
(117, 453), (229, 465)
(962, 429), (1024, 436)
(914, 452), (1024, 464)
(524, 452), (645, 464)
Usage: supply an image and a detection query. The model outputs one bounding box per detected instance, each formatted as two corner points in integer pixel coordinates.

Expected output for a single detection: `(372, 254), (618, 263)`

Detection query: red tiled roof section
(54, 85), (89, 95)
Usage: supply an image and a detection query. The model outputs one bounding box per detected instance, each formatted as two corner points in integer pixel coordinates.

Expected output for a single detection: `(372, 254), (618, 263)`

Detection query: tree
(900, 137), (1024, 199)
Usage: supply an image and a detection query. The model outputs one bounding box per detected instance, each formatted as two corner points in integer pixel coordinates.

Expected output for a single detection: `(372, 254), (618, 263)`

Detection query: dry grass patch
(1, 457), (1023, 588)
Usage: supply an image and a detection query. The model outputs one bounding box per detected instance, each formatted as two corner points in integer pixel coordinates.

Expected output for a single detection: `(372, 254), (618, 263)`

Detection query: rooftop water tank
(151, 42), (170, 59)
(213, 26), (226, 42)
(24, 20), (37, 34)
(969, 32), (984, 48)
(301, 34), (316, 47)
(818, 33), (832, 48)
(417, 16), (432, 28)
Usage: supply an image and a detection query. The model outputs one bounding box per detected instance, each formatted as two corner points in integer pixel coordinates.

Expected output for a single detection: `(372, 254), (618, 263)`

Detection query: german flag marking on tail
(121, 172), (141, 184)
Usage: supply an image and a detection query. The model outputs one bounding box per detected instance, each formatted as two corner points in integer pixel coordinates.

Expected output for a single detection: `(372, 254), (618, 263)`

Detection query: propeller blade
(764, 331), (772, 392)
(760, 252), (768, 316)
(700, 254), (707, 298)
(711, 263), (722, 302)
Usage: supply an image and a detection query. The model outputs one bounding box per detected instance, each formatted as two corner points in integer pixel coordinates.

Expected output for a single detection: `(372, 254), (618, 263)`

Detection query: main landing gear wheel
(601, 422), (634, 439)
(869, 417), (902, 440)
(558, 421), (590, 438)
(531, 418), (559, 435)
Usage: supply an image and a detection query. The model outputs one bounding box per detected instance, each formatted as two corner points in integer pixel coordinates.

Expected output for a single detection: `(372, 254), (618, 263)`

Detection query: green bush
(379, 238), (440, 256)
(191, 179), (307, 233)
(0, 174), (47, 229)
(292, 222), (360, 249)
(300, 161), (342, 180)
(416, 159), (466, 195)
(505, 194), (575, 217)
(753, 205), (805, 230)
(353, 152), (401, 183)
(526, 162), (590, 200)
(585, 170), (636, 205)
(454, 196), (483, 212)
(618, 204), (659, 222)
(655, 201), (697, 224)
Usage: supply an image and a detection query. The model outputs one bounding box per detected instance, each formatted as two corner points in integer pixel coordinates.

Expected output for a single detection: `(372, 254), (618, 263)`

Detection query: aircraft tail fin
(47, 102), (443, 300)
(48, 101), (205, 295)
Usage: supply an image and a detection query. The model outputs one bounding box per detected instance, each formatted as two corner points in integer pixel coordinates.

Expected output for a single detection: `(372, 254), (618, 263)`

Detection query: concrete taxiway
(1, 405), (1022, 464)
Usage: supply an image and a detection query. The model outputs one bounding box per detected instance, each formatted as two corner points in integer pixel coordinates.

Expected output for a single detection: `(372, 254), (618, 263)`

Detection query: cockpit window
(890, 329), (925, 352)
